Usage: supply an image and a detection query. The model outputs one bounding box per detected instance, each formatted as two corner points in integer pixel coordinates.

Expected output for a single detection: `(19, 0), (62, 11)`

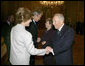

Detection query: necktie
(57, 30), (60, 35)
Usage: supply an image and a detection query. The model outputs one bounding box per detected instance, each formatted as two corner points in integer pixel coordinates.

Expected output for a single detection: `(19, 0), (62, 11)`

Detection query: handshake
(45, 46), (54, 55)
(37, 37), (54, 55)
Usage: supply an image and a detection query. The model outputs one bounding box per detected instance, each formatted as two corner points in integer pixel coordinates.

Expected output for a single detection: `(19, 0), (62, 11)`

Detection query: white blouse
(10, 24), (46, 65)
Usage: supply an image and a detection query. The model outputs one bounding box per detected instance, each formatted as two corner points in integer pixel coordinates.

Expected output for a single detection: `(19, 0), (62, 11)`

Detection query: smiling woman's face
(45, 21), (51, 29)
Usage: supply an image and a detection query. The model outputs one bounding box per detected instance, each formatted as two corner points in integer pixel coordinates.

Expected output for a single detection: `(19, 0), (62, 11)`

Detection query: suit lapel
(57, 24), (68, 39)
(32, 20), (37, 29)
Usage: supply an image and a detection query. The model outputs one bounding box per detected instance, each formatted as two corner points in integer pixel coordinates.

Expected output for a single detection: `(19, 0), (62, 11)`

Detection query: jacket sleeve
(24, 32), (46, 56)
(53, 28), (74, 55)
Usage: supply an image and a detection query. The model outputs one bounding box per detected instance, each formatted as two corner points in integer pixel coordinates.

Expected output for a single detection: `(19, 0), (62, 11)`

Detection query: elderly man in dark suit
(25, 9), (43, 65)
(48, 13), (74, 65)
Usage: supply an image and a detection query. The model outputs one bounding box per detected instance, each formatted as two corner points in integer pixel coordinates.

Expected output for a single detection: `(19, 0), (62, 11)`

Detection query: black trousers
(30, 55), (35, 65)
(43, 53), (56, 65)
(29, 43), (37, 65)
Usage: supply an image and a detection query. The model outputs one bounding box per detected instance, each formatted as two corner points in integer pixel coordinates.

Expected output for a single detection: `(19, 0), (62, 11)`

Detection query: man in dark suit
(49, 13), (74, 65)
(1, 14), (14, 64)
(25, 10), (43, 65)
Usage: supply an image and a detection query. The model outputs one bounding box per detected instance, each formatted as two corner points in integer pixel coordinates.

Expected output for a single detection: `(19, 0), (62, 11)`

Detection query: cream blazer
(10, 24), (46, 65)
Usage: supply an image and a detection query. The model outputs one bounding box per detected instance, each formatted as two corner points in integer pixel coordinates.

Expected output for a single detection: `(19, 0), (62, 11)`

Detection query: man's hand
(45, 46), (53, 55)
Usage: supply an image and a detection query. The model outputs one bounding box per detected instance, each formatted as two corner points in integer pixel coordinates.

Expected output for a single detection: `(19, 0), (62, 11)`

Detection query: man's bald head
(53, 13), (64, 29)
(53, 13), (64, 22)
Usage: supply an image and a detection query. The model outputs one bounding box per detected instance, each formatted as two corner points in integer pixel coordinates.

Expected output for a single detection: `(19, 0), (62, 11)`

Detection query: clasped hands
(37, 37), (53, 55)
(45, 46), (53, 55)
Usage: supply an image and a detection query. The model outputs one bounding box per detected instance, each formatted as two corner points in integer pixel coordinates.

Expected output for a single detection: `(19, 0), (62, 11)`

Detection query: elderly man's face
(34, 14), (42, 22)
(53, 16), (63, 29)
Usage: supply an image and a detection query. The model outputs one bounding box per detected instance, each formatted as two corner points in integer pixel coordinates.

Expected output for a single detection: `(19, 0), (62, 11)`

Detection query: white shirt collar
(33, 19), (36, 24)
(58, 24), (64, 31)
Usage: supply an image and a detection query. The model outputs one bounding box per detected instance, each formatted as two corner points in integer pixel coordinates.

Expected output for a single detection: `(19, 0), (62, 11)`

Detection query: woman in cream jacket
(10, 7), (52, 65)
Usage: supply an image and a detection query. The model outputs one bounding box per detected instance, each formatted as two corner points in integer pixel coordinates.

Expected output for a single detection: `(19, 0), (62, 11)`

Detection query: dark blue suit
(51, 24), (74, 65)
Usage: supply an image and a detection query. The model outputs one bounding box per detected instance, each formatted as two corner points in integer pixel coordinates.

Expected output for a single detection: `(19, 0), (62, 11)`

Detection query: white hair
(54, 13), (64, 22)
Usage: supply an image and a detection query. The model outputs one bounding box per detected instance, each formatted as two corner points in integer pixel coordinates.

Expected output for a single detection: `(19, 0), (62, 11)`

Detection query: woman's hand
(42, 41), (46, 45)
(37, 37), (41, 43)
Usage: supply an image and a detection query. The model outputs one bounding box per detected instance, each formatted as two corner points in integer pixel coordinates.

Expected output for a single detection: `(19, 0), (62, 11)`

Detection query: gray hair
(54, 13), (64, 22)
(32, 10), (43, 16)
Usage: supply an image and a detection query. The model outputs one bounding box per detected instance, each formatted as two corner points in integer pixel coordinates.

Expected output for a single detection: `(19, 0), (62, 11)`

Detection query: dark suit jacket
(51, 24), (74, 65)
(25, 20), (38, 48)
(1, 21), (14, 59)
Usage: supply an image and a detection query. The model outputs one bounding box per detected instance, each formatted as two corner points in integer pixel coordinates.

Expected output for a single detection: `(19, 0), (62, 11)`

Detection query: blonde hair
(15, 7), (32, 24)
